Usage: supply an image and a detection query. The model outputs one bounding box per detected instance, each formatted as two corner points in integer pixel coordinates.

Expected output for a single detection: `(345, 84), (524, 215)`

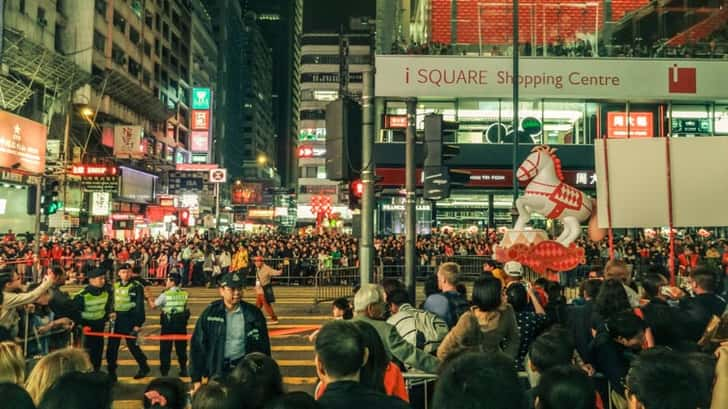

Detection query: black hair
(227, 353), (283, 409)
(0, 270), (16, 291)
(190, 381), (242, 409)
(143, 377), (187, 409)
(423, 273), (439, 298)
(604, 311), (646, 340)
(38, 371), (113, 409)
(351, 321), (388, 394)
(380, 278), (405, 299)
(690, 267), (717, 293)
(264, 392), (319, 409)
(595, 279), (631, 320)
(471, 277), (502, 312)
(528, 330), (574, 373)
(433, 352), (527, 409)
(626, 348), (704, 409)
(535, 366), (595, 409)
(580, 279), (602, 300)
(641, 274), (666, 299)
(331, 298), (353, 320)
(506, 283), (528, 312)
(314, 320), (364, 379)
(386, 288), (411, 307)
(685, 352), (716, 409)
(0, 382), (36, 409)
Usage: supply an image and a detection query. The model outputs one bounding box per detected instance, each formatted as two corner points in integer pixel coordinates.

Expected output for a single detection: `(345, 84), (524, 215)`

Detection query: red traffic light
(178, 210), (190, 227)
(350, 179), (363, 198)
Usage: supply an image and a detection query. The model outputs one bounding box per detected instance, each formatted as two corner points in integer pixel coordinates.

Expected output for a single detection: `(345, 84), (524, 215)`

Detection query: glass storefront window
(670, 104), (713, 136)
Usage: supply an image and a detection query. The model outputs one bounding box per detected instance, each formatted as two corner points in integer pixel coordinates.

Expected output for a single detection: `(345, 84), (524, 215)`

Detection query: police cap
(87, 268), (106, 279)
(219, 272), (244, 289)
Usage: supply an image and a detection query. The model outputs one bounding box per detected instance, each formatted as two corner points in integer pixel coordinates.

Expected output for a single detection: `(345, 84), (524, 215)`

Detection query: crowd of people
(0, 223), (726, 409)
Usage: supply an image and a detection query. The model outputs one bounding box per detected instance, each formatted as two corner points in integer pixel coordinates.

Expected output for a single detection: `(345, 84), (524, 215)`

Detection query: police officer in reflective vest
(148, 273), (189, 377)
(106, 263), (149, 382)
(73, 267), (113, 372)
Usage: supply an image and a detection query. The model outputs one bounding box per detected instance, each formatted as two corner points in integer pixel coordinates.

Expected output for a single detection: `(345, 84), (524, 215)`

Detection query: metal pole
(360, 69), (375, 285)
(512, 0), (520, 213)
(33, 176), (42, 256)
(404, 98), (417, 303)
(214, 182), (220, 234)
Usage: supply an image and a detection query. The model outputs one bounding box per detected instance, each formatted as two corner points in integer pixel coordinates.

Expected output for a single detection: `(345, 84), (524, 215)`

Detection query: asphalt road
(63, 285), (333, 409)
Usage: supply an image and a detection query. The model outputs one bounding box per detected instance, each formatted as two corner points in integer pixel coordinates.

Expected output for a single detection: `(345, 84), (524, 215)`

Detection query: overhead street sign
(81, 176), (119, 192)
(209, 168), (227, 183)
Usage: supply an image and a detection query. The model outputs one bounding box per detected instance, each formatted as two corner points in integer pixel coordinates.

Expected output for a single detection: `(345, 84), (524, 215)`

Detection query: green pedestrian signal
(44, 200), (63, 215)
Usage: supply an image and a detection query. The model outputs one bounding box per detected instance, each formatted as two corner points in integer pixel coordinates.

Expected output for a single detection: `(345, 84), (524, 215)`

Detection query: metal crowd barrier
(313, 266), (359, 304)
(403, 372), (438, 409)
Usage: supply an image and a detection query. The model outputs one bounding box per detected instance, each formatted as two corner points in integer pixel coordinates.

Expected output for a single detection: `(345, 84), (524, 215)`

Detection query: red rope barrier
(82, 325), (321, 341)
(600, 137), (615, 259)
(664, 136), (677, 285)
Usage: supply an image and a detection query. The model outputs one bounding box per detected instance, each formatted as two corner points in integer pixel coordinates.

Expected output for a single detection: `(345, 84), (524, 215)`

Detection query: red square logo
(668, 65), (696, 94)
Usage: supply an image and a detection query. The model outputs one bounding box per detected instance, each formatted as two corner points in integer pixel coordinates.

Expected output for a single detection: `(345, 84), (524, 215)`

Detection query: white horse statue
(514, 145), (594, 246)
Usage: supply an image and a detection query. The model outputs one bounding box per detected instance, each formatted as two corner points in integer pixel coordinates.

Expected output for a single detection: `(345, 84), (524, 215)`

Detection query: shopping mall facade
(371, 55), (728, 234)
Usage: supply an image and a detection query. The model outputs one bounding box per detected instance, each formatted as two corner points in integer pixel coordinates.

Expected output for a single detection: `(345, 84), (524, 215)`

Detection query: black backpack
(443, 291), (469, 328)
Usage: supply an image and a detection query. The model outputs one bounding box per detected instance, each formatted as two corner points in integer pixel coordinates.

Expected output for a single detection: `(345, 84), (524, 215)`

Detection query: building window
(145, 10), (153, 28)
(316, 166), (327, 179)
(143, 41), (151, 57)
(112, 45), (126, 66)
(19, 0), (26, 14)
(113, 10), (126, 33)
(155, 13), (161, 31)
(129, 27), (140, 45)
(37, 7), (47, 27)
(128, 57), (141, 78)
(93, 31), (106, 53)
(154, 39), (160, 55)
(143, 70), (151, 87)
(305, 166), (318, 178)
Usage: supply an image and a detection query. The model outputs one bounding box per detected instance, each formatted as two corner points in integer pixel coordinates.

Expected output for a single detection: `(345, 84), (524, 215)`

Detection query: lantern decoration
(310, 195), (332, 231)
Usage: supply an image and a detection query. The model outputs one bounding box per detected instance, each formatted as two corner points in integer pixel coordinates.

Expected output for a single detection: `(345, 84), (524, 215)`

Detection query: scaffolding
(1, 28), (91, 111)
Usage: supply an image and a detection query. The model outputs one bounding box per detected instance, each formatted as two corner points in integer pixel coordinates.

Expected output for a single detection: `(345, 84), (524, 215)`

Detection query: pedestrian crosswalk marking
(115, 375), (318, 385)
(115, 359), (315, 367)
(134, 345), (314, 352)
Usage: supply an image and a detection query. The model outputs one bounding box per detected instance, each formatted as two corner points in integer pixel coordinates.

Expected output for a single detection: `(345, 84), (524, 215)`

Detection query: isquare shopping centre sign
(375, 56), (728, 100)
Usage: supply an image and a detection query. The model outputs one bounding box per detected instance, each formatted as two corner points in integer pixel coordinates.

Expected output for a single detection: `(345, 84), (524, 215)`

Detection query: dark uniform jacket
(318, 381), (410, 409)
(49, 284), (81, 324)
(189, 300), (270, 382)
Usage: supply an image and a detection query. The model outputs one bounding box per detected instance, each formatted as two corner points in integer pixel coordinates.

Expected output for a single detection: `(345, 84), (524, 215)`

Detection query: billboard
(191, 88), (211, 110)
(190, 131), (209, 153)
(113, 126), (144, 158)
(191, 110), (210, 130)
(90, 192), (111, 216)
(231, 182), (263, 205)
(376, 56), (728, 100)
(0, 110), (47, 174)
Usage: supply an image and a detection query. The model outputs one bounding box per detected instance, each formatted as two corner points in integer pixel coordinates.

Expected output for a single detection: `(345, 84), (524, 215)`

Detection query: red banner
(0, 110), (47, 174)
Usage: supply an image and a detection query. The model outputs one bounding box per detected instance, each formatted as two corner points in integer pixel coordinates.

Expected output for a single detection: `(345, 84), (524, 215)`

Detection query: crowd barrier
(313, 266), (360, 304)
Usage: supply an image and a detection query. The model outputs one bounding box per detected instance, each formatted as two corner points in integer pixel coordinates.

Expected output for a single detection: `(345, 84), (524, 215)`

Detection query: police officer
(190, 271), (270, 393)
(106, 263), (149, 382)
(148, 273), (189, 377)
(73, 267), (112, 372)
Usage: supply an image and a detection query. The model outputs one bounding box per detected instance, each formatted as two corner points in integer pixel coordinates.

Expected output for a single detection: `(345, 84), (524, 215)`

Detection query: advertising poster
(0, 110), (47, 174)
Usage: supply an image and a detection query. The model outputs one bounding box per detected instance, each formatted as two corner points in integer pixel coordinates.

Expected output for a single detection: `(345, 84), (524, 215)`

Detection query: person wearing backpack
(423, 262), (469, 328)
(387, 288), (449, 355)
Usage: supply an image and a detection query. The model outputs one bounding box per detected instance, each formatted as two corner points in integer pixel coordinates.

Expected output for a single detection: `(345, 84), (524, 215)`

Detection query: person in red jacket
(678, 246), (700, 276)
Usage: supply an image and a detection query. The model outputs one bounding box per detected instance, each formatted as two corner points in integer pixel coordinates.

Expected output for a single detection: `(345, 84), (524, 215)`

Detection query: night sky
(303, 0), (375, 32)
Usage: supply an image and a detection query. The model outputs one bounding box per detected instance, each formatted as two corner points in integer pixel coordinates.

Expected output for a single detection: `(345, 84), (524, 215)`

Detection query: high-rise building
(241, 0), (303, 189)
(190, 0), (218, 164)
(297, 32), (373, 222)
(238, 11), (276, 183)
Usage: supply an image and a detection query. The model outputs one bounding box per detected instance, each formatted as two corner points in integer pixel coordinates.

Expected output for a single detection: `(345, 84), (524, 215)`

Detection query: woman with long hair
(25, 347), (92, 405)
(438, 277), (520, 362)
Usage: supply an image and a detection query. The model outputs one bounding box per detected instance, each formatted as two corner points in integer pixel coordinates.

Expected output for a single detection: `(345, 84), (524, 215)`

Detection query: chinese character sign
(91, 192), (111, 216)
(113, 126), (144, 158)
(191, 88), (211, 109)
(191, 110), (210, 130)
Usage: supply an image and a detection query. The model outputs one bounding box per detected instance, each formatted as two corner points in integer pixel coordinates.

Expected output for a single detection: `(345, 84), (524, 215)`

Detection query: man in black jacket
(48, 266), (80, 350)
(679, 267), (727, 341)
(315, 320), (409, 409)
(190, 271), (270, 393)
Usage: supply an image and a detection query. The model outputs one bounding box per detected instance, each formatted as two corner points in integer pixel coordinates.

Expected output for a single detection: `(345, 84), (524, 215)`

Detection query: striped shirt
(386, 303), (418, 348)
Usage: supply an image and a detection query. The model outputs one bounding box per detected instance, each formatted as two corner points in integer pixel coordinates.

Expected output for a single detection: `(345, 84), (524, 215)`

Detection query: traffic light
(41, 180), (62, 215)
(325, 97), (362, 181)
(178, 209), (190, 227)
(423, 114), (468, 201)
(348, 179), (363, 209)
